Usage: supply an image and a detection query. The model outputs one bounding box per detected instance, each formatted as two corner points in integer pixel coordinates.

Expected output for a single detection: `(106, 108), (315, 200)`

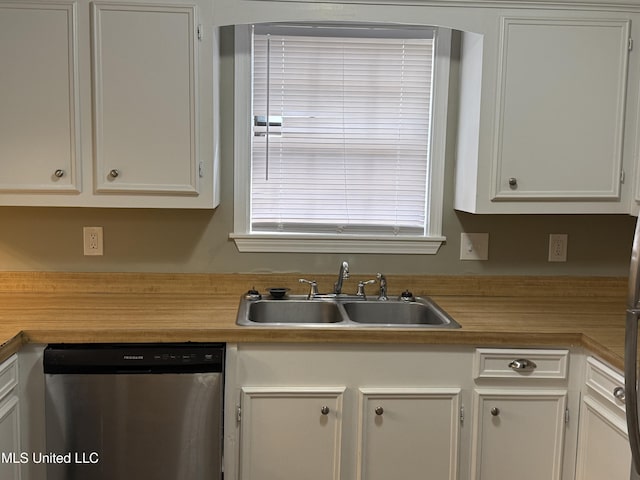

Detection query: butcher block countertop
(0, 272), (629, 371)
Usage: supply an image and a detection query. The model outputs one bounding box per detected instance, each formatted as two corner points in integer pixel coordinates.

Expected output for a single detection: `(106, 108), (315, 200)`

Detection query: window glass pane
(251, 26), (434, 235)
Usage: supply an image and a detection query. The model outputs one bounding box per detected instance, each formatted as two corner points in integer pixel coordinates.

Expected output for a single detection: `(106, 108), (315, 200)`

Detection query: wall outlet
(460, 233), (489, 261)
(83, 227), (104, 256)
(548, 234), (567, 262)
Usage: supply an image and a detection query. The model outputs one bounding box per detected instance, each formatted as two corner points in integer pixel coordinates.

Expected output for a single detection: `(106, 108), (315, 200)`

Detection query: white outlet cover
(548, 233), (568, 262)
(460, 233), (489, 261)
(83, 226), (104, 256)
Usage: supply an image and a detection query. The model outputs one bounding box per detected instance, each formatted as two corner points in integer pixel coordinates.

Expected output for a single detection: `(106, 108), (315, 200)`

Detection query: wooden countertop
(0, 273), (629, 370)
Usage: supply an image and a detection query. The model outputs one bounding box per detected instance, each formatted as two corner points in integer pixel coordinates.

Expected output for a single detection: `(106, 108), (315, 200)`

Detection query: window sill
(230, 233), (446, 254)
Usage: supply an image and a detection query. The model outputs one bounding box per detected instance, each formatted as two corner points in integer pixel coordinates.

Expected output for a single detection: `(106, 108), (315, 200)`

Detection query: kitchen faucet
(377, 273), (388, 301)
(334, 261), (350, 295)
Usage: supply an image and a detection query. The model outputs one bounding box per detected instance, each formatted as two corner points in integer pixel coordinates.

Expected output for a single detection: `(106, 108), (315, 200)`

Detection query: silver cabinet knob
(508, 359), (537, 372)
(375, 406), (384, 416)
(491, 407), (500, 417)
(109, 169), (120, 179)
(508, 177), (518, 188)
(54, 169), (65, 178)
(614, 387), (626, 401)
(320, 406), (330, 415)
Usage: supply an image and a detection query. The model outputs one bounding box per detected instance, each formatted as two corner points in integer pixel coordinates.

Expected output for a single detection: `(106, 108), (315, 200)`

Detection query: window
(232, 23), (450, 254)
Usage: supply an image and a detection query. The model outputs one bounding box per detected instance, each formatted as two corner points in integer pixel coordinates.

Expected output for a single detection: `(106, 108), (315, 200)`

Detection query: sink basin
(241, 299), (343, 325)
(342, 299), (459, 327)
(236, 294), (460, 329)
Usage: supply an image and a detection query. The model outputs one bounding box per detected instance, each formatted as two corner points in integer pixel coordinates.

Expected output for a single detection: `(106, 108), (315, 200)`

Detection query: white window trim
(231, 24), (450, 254)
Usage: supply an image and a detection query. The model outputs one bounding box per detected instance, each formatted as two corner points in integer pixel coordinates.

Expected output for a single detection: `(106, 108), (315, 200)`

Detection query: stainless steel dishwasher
(43, 343), (224, 480)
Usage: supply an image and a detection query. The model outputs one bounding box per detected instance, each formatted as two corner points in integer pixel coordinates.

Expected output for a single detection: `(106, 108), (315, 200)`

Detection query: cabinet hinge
(629, 38), (634, 51)
(459, 406), (465, 425)
(199, 161), (204, 178)
(565, 408), (570, 424)
(621, 169), (626, 184)
(197, 24), (203, 41)
(236, 405), (242, 423)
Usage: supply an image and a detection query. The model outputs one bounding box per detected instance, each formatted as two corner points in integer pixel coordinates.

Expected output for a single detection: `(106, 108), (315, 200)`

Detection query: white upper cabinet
(0, 3), (81, 194)
(0, 0), (218, 208)
(91, 2), (200, 196)
(455, 11), (638, 214)
(493, 18), (629, 201)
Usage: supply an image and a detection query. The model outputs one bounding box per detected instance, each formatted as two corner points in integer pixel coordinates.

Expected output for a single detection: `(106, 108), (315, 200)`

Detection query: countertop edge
(7, 327), (621, 371)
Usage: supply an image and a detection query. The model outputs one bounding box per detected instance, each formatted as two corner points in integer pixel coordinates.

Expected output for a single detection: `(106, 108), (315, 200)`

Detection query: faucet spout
(377, 273), (388, 301)
(334, 261), (350, 295)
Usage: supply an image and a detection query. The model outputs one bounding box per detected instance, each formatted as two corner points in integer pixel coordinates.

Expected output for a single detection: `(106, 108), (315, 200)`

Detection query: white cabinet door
(0, 2), (80, 194)
(575, 357), (631, 480)
(492, 17), (629, 202)
(0, 395), (21, 480)
(0, 355), (20, 480)
(239, 387), (345, 480)
(471, 389), (567, 480)
(575, 395), (630, 480)
(357, 388), (460, 480)
(455, 12), (636, 214)
(0, 0), (218, 208)
(91, 2), (200, 196)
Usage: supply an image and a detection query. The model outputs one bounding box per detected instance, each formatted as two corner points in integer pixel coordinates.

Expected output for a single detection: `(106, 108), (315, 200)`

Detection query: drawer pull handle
(320, 406), (330, 415)
(613, 387), (626, 402)
(491, 407), (500, 416)
(508, 359), (537, 372)
(375, 406), (384, 416)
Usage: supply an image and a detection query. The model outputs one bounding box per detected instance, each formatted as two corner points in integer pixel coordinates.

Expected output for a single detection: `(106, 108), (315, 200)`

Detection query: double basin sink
(236, 294), (461, 329)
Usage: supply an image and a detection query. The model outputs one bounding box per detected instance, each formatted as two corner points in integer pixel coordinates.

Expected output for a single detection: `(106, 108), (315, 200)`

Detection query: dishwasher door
(44, 343), (224, 480)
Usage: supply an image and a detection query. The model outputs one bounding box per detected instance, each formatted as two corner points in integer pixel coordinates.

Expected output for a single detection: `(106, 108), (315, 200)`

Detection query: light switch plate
(460, 233), (489, 261)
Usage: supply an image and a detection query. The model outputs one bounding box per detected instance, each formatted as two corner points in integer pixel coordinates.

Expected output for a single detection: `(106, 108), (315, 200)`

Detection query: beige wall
(0, 27), (635, 275)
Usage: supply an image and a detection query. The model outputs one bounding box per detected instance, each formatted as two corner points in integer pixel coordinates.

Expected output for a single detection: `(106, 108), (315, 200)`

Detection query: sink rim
(236, 294), (461, 329)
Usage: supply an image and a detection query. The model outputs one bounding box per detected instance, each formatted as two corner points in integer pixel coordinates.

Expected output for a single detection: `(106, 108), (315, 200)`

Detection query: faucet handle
(299, 278), (319, 299)
(356, 279), (377, 299)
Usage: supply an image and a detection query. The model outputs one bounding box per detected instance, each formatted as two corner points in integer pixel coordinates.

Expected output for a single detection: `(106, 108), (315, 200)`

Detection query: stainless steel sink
(236, 294), (460, 329)
(342, 298), (459, 327)
(246, 299), (343, 325)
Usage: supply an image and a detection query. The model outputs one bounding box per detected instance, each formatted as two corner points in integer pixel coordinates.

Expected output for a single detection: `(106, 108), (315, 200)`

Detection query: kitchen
(0, 0), (639, 478)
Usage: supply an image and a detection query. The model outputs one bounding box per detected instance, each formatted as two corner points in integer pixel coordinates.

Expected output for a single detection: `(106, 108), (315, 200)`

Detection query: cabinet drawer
(473, 349), (569, 380)
(585, 356), (625, 414)
(0, 355), (18, 403)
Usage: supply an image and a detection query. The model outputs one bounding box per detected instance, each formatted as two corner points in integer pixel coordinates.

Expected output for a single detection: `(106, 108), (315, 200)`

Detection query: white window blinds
(251, 24), (435, 236)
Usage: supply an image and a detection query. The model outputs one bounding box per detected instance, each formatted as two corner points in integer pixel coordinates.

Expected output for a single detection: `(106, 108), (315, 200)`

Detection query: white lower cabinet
(470, 348), (570, 480)
(224, 345), (633, 480)
(471, 389), (567, 480)
(358, 388), (460, 480)
(239, 385), (463, 480)
(0, 355), (21, 480)
(239, 387), (345, 480)
(227, 344), (470, 480)
(0, 395), (21, 480)
(575, 357), (631, 480)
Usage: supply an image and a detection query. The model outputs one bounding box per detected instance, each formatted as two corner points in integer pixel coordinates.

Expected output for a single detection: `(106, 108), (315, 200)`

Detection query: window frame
(231, 23), (451, 254)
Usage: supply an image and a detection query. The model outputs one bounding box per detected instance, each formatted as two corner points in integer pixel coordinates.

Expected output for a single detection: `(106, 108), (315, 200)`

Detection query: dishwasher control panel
(44, 343), (225, 374)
